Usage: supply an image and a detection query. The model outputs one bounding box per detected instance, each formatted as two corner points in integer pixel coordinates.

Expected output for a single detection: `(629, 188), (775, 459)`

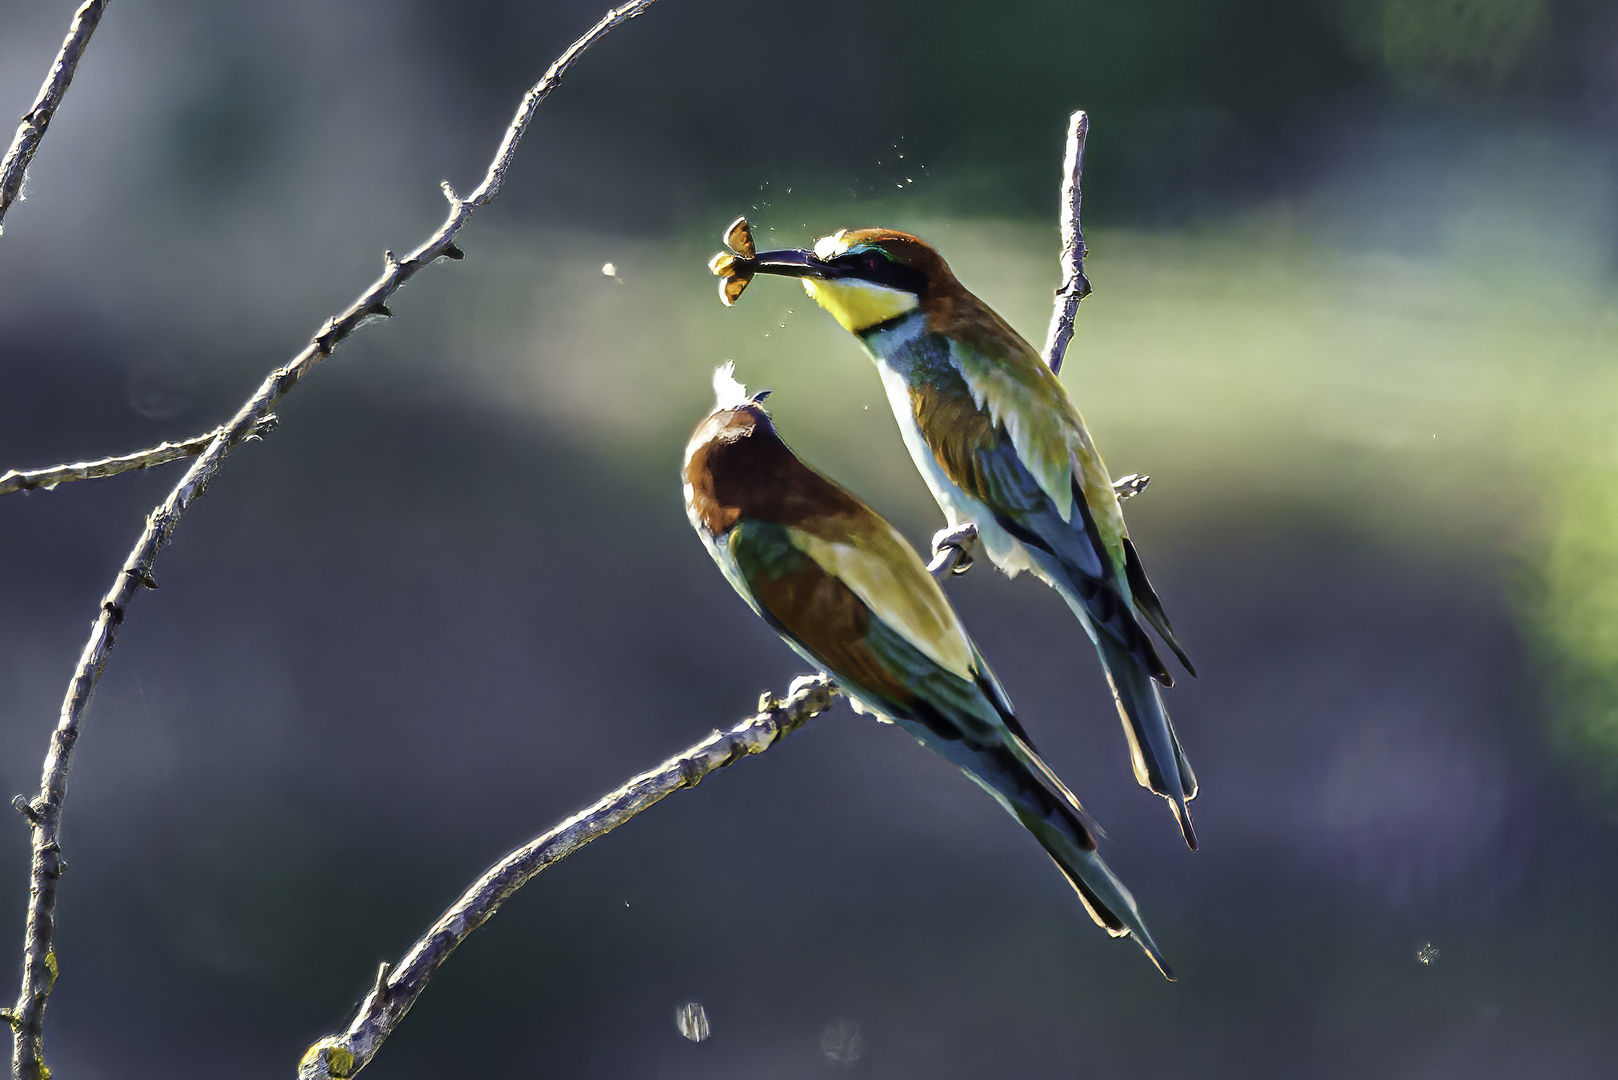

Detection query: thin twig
(1035, 115), (1147, 504)
(928, 113), (1123, 581)
(7, 3), (661, 1075)
(0, 417), (277, 496)
(297, 675), (839, 1080)
(0, 0), (112, 235)
(1040, 110), (1091, 375)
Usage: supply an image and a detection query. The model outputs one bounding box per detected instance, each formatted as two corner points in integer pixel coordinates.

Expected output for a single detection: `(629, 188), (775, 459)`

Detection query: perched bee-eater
(683, 363), (1173, 978)
(710, 225), (1200, 849)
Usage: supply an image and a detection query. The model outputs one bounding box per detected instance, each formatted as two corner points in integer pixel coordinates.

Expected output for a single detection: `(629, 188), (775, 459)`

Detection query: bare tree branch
(1033, 114), (1148, 503)
(0, 417), (278, 496)
(1035, 113), (1151, 503)
(0, 0), (112, 235)
(297, 675), (840, 1080)
(1040, 110), (1091, 376)
(7, 2), (662, 1075)
(929, 112), (1099, 579)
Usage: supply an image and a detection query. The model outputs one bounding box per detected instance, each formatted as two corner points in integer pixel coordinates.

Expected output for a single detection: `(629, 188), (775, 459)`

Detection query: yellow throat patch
(802, 278), (919, 334)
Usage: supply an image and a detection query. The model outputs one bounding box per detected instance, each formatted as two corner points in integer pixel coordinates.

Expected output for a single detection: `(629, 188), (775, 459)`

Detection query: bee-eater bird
(710, 225), (1200, 850)
(683, 363), (1173, 978)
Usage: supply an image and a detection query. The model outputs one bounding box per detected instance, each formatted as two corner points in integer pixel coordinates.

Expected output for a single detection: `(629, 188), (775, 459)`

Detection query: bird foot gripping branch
(928, 523), (979, 577)
(1112, 473), (1151, 500)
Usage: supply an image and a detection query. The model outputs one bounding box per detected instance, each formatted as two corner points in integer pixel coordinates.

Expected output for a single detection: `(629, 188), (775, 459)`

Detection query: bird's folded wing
(948, 333), (1128, 565)
(936, 424), (1111, 587)
(781, 517), (977, 682)
(722, 521), (957, 701)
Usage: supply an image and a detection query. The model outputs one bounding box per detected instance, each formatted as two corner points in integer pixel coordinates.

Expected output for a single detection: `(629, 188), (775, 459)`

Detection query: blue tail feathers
(1096, 632), (1198, 849)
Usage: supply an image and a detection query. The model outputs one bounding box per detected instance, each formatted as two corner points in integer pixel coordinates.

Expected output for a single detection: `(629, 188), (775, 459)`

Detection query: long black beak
(749, 248), (833, 279)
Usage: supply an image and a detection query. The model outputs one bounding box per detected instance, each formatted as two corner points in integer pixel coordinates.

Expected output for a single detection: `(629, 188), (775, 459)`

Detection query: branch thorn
(440, 181), (461, 205)
(382, 250), (398, 271)
(314, 319), (338, 355)
(11, 795), (40, 825)
(367, 303), (393, 318)
(243, 414), (279, 444)
(123, 567), (159, 590)
(441, 243), (465, 261)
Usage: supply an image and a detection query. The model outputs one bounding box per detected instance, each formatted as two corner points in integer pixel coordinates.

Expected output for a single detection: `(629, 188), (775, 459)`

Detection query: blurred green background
(2, 0), (1618, 1076)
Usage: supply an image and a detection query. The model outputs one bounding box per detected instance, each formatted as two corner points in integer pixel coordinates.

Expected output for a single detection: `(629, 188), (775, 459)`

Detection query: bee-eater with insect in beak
(710, 222), (1200, 849)
(683, 362), (1174, 978)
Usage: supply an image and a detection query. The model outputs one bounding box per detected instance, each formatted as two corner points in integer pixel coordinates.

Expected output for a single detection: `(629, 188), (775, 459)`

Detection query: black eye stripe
(832, 249), (925, 295)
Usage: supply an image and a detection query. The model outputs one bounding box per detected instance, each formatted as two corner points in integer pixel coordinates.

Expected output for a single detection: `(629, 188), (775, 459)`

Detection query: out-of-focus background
(2, 0), (1617, 1075)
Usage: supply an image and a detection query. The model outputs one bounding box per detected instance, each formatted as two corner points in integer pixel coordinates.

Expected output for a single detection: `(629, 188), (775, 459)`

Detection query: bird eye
(857, 251), (884, 272)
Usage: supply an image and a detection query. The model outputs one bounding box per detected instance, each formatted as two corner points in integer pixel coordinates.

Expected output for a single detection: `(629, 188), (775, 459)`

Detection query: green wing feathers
(784, 515), (976, 681)
(930, 334), (1195, 684)
(723, 519), (1170, 973)
(1122, 537), (1197, 677)
(856, 616), (1172, 975)
(948, 332), (1128, 567)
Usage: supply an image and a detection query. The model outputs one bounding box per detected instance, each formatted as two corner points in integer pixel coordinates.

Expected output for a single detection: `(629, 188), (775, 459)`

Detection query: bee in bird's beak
(708, 216), (830, 306)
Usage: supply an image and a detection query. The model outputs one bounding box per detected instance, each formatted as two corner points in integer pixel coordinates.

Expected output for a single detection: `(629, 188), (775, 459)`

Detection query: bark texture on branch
(929, 110), (1099, 579)
(0, 0), (111, 234)
(1041, 110), (1091, 376)
(7, 3), (662, 1076)
(298, 675), (839, 1080)
(0, 418), (277, 496)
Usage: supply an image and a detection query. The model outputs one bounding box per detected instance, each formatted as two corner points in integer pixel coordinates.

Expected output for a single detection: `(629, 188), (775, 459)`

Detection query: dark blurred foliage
(398, 0), (1618, 226)
(3, 0), (1618, 1077)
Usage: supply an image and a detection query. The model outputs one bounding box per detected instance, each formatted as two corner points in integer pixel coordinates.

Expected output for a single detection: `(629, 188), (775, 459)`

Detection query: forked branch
(0, 0), (112, 234)
(298, 675), (839, 1080)
(8, 3), (662, 1076)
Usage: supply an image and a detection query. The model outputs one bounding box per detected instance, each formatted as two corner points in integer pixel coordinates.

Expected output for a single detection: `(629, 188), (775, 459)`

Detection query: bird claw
(1112, 473), (1150, 500)
(928, 523), (978, 577)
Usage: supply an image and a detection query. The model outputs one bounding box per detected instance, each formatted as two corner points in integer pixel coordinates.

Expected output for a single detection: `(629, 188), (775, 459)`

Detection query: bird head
(682, 363), (788, 535)
(721, 228), (960, 335)
(691, 360), (775, 444)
